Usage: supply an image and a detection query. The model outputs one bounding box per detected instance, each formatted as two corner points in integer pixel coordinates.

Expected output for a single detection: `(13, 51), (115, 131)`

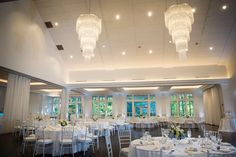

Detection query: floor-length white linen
(203, 85), (223, 125)
(3, 74), (30, 133)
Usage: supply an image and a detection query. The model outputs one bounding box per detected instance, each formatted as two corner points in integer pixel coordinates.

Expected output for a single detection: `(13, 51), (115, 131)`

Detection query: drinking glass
(217, 133), (222, 144)
(187, 130), (191, 138)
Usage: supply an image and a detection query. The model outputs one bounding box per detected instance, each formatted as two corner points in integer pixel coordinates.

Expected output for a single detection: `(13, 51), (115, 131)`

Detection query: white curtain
(60, 88), (69, 119)
(3, 74), (30, 133)
(203, 85), (223, 125)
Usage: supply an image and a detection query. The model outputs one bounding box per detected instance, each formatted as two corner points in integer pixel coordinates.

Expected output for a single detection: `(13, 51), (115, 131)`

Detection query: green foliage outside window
(52, 97), (61, 116)
(68, 96), (82, 120)
(127, 95), (156, 117)
(92, 96), (112, 117)
(170, 93), (194, 117)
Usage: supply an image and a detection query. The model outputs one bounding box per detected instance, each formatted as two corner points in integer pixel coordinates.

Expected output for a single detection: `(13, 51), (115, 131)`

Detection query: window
(68, 96), (82, 119)
(92, 96), (112, 117)
(127, 95), (156, 117)
(51, 97), (61, 117)
(170, 93), (194, 117)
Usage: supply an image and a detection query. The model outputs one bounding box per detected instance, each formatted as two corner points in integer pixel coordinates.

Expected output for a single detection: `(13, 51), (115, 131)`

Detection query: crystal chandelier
(165, 3), (194, 58)
(76, 14), (101, 60)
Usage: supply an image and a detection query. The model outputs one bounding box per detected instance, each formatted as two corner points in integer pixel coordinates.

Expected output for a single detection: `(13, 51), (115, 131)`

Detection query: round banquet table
(35, 125), (88, 156)
(128, 137), (236, 157)
(219, 118), (236, 132)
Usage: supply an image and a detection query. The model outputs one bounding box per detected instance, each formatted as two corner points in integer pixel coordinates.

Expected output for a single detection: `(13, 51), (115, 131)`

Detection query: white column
(60, 88), (69, 119)
(3, 74), (30, 133)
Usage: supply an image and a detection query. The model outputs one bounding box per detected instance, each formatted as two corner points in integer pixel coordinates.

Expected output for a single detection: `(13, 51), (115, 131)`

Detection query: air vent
(56, 45), (64, 50)
(45, 21), (53, 28)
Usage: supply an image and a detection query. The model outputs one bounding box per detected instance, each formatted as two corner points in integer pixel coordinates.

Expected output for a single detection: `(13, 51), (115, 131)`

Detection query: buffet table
(219, 118), (236, 132)
(128, 137), (236, 157)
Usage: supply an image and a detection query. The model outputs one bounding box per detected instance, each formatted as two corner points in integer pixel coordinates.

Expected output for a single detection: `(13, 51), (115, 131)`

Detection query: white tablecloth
(36, 125), (87, 156)
(128, 137), (236, 157)
(219, 118), (236, 132)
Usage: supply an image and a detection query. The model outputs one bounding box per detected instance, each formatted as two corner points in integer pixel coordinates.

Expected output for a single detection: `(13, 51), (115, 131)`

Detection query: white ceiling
(34, 0), (236, 71)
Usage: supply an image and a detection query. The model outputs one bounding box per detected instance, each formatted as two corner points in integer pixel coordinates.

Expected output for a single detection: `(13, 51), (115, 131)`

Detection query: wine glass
(187, 130), (192, 138)
(217, 133), (222, 144)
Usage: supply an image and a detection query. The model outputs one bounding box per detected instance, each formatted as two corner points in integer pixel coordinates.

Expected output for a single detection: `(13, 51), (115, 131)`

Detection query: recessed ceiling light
(222, 4), (228, 10)
(70, 55), (73, 58)
(149, 50), (153, 54)
(147, 11), (153, 17)
(192, 8), (196, 13)
(169, 40), (172, 43)
(122, 51), (126, 55)
(54, 22), (59, 26)
(102, 45), (106, 48)
(40, 89), (62, 92)
(209, 46), (214, 50)
(115, 14), (120, 20)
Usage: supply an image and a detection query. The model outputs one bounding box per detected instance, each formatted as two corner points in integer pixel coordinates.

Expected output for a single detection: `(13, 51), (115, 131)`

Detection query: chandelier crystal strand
(165, 3), (194, 58)
(76, 14), (101, 60)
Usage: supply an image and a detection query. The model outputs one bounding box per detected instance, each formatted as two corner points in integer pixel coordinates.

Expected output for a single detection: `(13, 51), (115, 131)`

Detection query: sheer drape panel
(3, 74), (30, 133)
(203, 85), (223, 125)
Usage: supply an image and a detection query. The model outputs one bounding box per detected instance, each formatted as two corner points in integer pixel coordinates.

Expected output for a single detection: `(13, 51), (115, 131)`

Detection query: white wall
(222, 49), (236, 117)
(69, 65), (227, 83)
(0, 0), (66, 85)
(29, 92), (43, 114)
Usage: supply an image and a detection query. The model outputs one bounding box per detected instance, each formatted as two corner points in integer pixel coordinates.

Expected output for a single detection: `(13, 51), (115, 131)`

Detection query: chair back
(118, 129), (131, 150)
(105, 135), (113, 157)
(136, 147), (162, 157)
(61, 126), (75, 141)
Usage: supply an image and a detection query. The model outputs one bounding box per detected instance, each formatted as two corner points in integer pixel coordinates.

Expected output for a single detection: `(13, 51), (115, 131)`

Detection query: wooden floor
(0, 125), (236, 157)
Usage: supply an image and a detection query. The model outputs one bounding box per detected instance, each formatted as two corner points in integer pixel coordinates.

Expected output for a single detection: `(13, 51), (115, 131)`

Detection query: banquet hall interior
(0, 0), (236, 157)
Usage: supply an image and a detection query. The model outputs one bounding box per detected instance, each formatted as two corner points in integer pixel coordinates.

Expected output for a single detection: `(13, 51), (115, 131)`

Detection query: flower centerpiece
(169, 125), (185, 139)
(59, 119), (68, 127)
(35, 115), (43, 121)
(92, 115), (98, 121)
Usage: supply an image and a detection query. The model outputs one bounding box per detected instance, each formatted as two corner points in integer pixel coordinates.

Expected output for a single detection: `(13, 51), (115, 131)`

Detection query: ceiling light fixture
(171, 85), (202, 89)
(115, 14), (120, 20)
(123, 87), (159, 91)
(209, 46), (214, 50)
(122, 51), (126, 55)
(84, 88), (106, 91)
(192, 8), (196, 13)
(165, 3), (194, 59)
(40, 89), (62, 92)
(149, 50), (153, 54)
(70, 55), (73, 59)
(147, 11), (153, 17)
(54, 22), (59, 26)
(0, 79), (7, 83)
(30, 82), (46, 86)
(222, 4), (227, 10)
(76, 0), (101, 60)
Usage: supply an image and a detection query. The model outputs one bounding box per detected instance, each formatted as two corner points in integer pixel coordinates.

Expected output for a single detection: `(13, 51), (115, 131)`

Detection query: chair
(118, 129), (131, 157)
(77, 126), (93, 156)
(59, 126), (76, 157)
(22, 126), (37, 154)
(105, 135), (113, 157)
(13, 119), (22, 137)
(136, 147), (162, 157)
(87, 126), (100, 149)
(33, 127), (53, 157)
